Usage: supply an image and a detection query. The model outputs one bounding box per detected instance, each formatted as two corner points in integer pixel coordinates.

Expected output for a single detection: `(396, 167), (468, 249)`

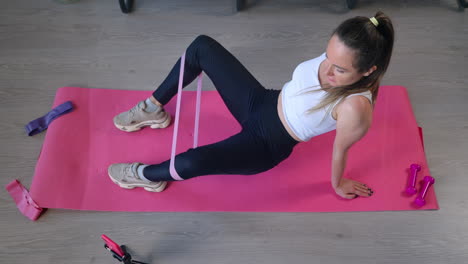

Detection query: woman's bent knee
(190, 35), (217, 51)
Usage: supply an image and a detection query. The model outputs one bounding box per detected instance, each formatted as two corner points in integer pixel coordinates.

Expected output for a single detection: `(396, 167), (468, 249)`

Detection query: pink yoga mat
(28, 86), (438, 212)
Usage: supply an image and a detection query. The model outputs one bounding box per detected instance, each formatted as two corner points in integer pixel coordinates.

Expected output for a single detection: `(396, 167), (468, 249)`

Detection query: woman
(108, 11), (394, 199)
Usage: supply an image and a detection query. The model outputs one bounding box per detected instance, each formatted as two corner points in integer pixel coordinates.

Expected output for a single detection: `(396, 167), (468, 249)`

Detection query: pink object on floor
(5, 180), (44, 220)
(26, 86), (438, 213)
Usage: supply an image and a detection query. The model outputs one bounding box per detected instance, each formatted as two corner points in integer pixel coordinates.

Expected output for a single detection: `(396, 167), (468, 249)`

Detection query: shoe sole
(115, 114), (171, 132)
(108, 171), (168, 192)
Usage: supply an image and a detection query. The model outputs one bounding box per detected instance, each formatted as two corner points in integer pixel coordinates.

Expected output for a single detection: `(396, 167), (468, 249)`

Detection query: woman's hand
(334, 178), (373, 199)
(331, 96), (373, 200)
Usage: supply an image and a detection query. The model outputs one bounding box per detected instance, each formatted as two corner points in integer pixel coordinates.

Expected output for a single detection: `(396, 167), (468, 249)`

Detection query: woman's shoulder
(342, 95), (372, 110)
(296, 52), (326, 68)
(293, 52), (327, 78)
(346, 90), (373, 104)
(333, 93), (373, 121)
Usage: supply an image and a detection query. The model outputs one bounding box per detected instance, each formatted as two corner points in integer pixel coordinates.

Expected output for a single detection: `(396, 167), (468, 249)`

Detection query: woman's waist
(277, 90), (304, 143)
(245, 89), (300, 146)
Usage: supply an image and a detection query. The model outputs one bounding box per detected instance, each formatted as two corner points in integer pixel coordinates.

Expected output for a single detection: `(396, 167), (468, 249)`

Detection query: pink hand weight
(406, 164), (421, 195)
(414, 176), (435, 207)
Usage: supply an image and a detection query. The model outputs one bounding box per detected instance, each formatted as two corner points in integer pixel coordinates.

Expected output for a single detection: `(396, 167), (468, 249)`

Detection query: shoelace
(123, 164), (137, 179)
(128, 103), (141, 117)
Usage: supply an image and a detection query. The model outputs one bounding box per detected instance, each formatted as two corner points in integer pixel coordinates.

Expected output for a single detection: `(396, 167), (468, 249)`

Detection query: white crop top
(281, 52), (372, 142)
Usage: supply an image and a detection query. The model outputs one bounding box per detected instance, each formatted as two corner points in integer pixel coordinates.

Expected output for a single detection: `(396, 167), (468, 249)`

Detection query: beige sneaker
(113, 100), (171, 132)
(108, 162), (167, 192)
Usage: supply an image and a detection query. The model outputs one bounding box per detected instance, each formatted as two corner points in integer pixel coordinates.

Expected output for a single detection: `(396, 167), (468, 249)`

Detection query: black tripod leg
(457, 0), (467, 11)
(119, 0), (134, 14)
(345, 0), (358, 9)
(120, 245), (149, 264)
(236, 0), (246, 11)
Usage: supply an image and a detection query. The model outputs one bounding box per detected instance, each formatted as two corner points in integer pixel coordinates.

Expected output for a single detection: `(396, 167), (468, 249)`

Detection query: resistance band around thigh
(169, 52), (203, 180)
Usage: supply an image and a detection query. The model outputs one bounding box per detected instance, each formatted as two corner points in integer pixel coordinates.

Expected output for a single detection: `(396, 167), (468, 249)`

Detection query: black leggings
(144, 35), (299, 181)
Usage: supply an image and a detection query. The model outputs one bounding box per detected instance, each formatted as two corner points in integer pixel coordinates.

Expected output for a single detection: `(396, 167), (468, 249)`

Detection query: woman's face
(322, 34), (376, 87)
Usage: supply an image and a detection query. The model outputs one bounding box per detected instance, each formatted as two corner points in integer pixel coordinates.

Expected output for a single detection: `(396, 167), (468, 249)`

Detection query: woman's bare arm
(331, 96), (373, 199)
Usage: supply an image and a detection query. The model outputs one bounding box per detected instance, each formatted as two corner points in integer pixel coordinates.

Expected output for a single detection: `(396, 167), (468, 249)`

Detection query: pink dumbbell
(406, 164), (421, 195)
(414, 176), (435, 207)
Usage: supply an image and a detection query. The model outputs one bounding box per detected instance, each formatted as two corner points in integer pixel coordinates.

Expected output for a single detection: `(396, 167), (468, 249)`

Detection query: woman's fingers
(354, 189), (371, 197)
(353, 184), (367, 192)
(353, 182), (373, 195)
(352, 184), (373, 197)
(338, 179), (374, 199)
(355, 185), (372, 194)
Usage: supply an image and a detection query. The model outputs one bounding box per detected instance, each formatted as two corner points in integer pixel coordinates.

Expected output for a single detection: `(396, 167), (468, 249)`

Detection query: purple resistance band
(25, 101), (74, 136)
(169, 52), (203, 181)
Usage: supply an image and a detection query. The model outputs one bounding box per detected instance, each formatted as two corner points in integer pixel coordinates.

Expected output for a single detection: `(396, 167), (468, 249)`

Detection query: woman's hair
(307, 11), (394, 114)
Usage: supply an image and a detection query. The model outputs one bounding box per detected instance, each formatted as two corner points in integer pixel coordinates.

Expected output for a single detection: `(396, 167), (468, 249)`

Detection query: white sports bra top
(280, 52), (372, 142)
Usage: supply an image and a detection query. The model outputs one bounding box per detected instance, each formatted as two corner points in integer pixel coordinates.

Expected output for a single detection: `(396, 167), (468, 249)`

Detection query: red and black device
(101, 234), (148, 264)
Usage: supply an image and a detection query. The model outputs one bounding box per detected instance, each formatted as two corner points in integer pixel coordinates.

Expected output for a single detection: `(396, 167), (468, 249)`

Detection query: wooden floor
(1, 0), (467, 263)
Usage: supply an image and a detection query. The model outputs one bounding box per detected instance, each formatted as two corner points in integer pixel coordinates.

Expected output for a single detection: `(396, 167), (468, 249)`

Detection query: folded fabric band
(5, 180), (44, 221)
(25, 101), (74, 136)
